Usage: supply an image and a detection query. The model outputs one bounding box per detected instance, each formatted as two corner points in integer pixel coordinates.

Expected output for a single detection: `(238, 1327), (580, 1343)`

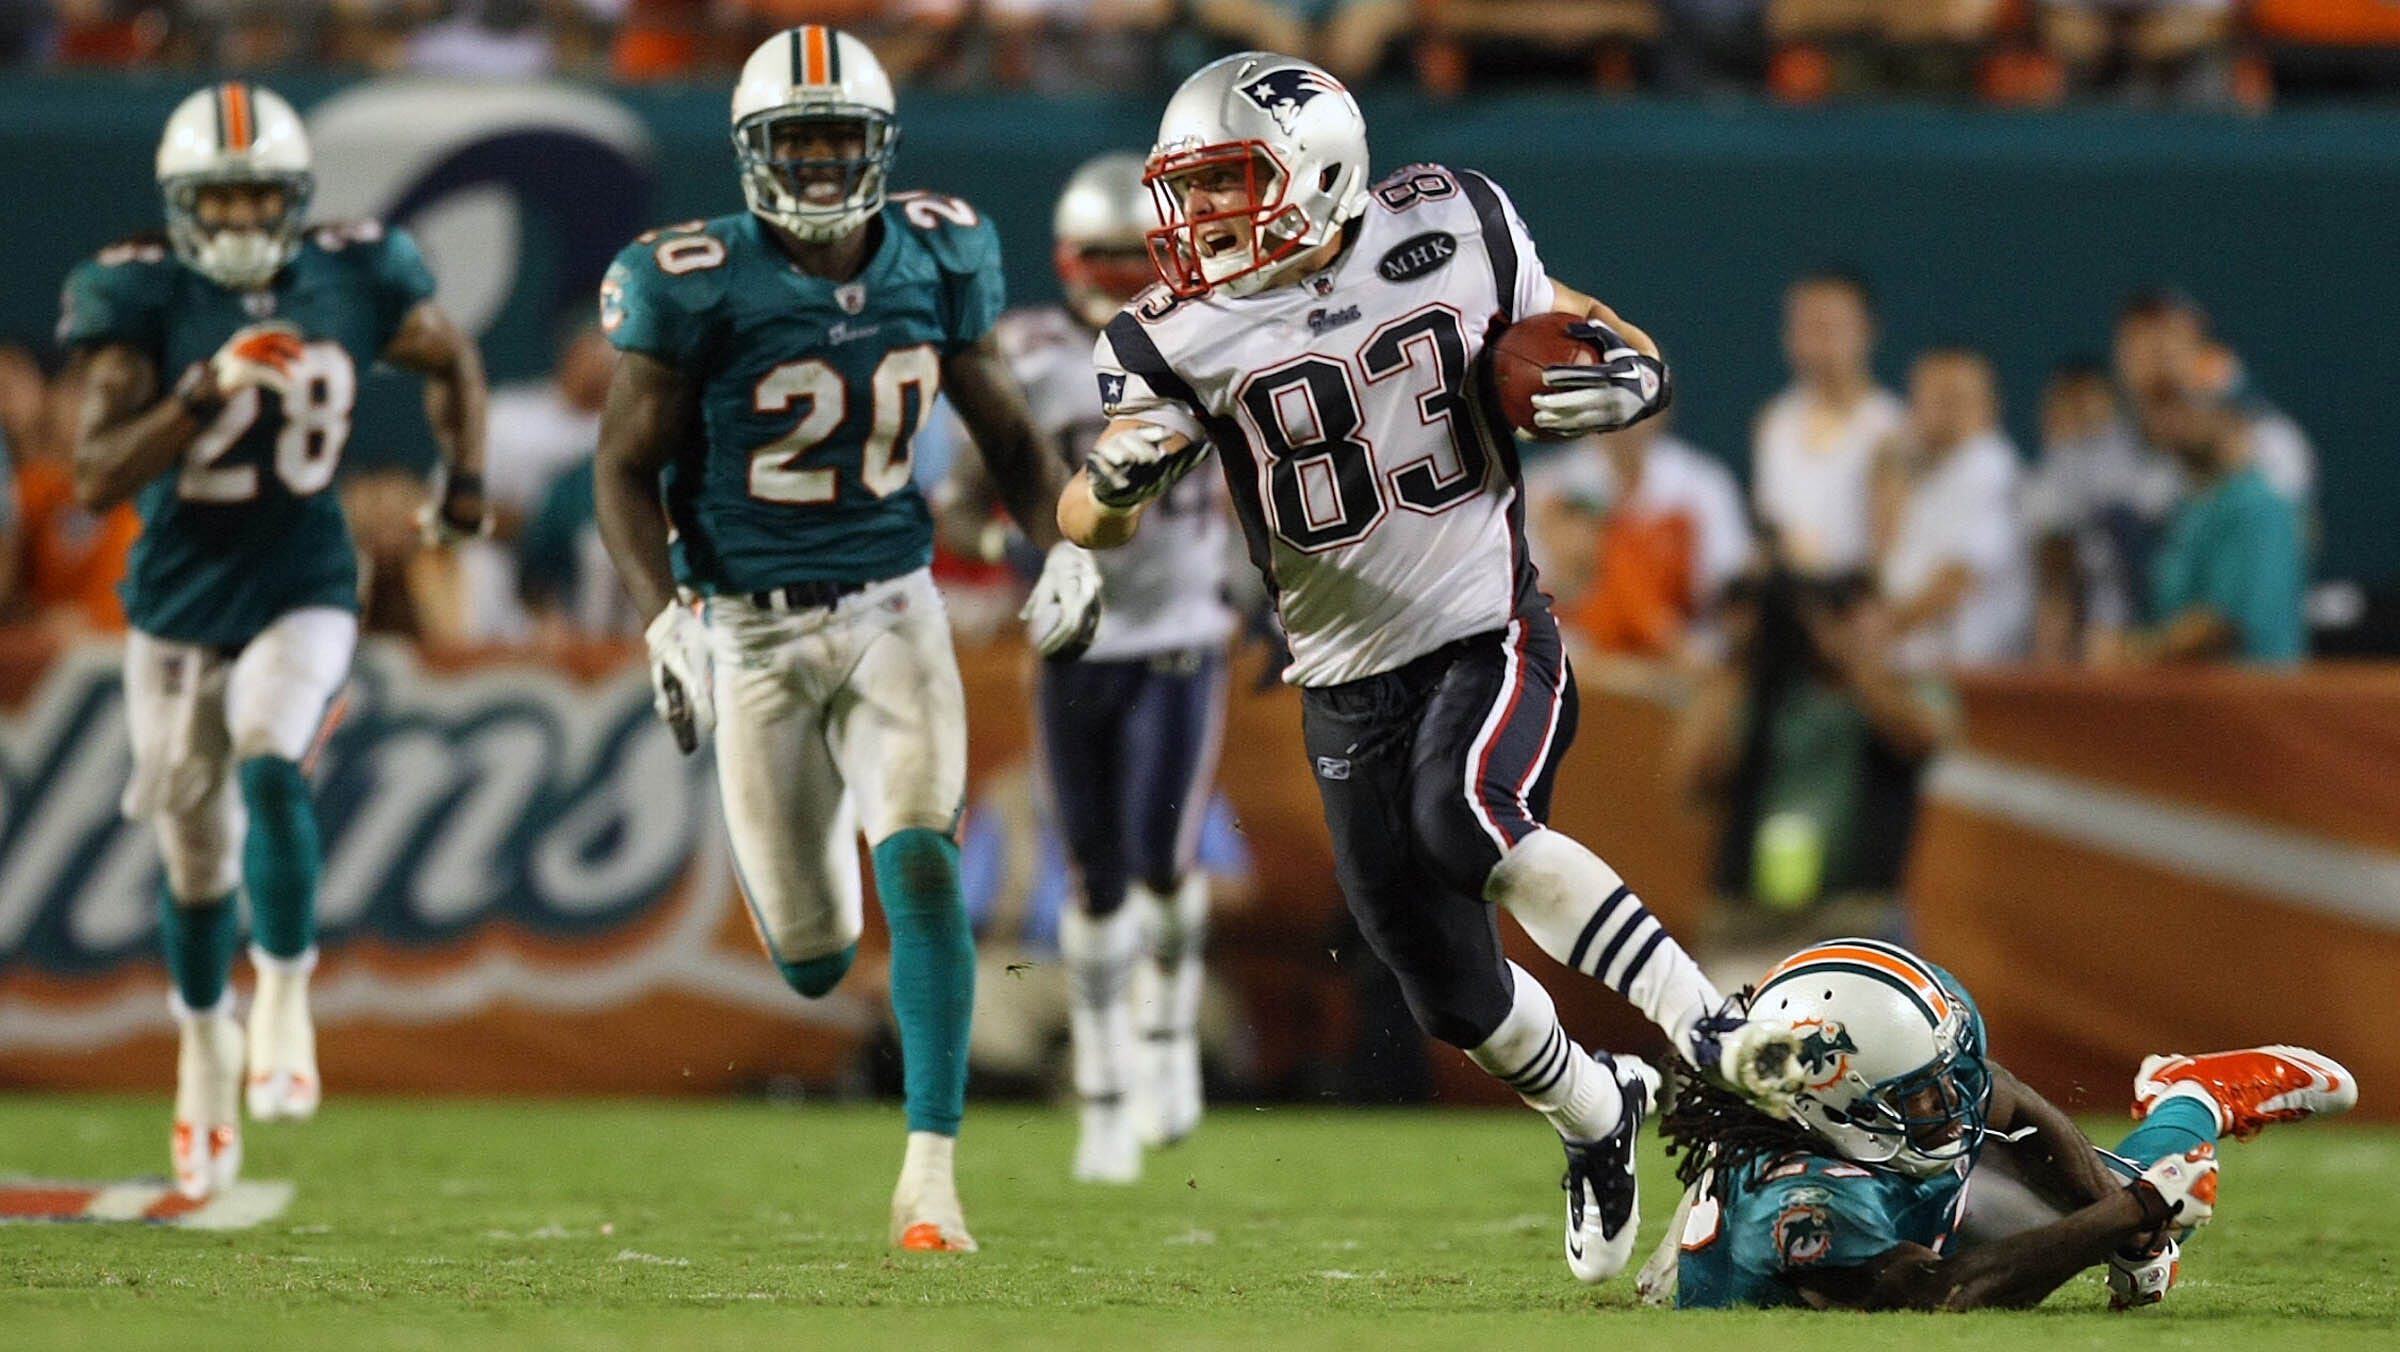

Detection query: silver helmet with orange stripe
(156, 82), (313, 290)
(1746, 938), (1992, 1178)
(732, 26), (897, 244)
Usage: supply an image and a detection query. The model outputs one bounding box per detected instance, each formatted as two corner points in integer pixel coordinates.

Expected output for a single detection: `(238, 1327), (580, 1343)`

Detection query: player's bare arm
(946, 331), (1103, 658)
(595, 346), (715, 752)
(71, 344), (200, 512)
(1549, 280), (1662, 359)
(1983, 1062), (2123, 1209)
(1808, 1183), (2166, 1312)
(932, 431), (1002, 562)
(942, 331), (1065, 551)
(381, 299), (490, 536)
(593, 349), (698, 619)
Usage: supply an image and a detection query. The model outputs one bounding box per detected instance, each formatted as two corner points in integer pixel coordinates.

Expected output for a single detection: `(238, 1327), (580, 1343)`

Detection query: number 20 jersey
(56, 224), (434, 647)
(1097, 164), (1558, 687)
(600, 200), (1002, 594)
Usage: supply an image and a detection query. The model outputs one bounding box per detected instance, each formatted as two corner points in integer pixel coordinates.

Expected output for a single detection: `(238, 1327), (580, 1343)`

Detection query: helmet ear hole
(1318, 165), (1339, 193)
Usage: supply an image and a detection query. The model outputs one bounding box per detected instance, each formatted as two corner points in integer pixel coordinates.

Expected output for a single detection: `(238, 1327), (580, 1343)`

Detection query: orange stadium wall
(1910, 669), (2400, 1121)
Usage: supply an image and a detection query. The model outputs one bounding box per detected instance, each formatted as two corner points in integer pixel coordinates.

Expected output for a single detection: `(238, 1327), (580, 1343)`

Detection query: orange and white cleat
(889, 1131), (977, 1253)
(2133, 1045), (2357, 1140)
(171, 1001), (244, 1200)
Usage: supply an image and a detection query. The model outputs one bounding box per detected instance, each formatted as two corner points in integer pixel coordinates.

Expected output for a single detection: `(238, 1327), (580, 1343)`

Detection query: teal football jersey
(1675, 1151), (1969, 1309)
(56, 223), (435, 646)
(598, 199), (1003, 593)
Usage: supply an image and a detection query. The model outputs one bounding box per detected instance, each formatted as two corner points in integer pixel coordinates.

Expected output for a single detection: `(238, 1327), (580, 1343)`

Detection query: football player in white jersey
(1057, 52), (1806, 1283)
(936, 153), (1233, 1183)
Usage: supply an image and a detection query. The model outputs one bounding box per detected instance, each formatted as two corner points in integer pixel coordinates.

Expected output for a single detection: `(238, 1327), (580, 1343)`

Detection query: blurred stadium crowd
(3, 1), (2398, 102)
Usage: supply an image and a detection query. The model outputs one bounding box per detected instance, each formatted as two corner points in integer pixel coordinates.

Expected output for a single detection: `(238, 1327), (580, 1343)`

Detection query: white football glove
(1086, 422), (1192, 510)
(1530, 320), (1670, 437)
(207, 321), (306, 399)
(2133, 1144), (2219, 1232)
(2106, 1237), (2180, 1310)
(1020, 542), (1103, 661)
(643, 602), (716, 755)
(1687, 1004), (1806, 1116)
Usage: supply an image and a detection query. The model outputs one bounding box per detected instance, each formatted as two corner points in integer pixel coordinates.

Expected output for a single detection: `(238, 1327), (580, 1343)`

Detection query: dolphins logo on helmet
(1793, 1019), (1861, 1090)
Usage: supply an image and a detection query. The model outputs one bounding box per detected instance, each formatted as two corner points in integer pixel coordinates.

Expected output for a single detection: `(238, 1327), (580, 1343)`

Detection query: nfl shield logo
(835, 283), (867, 315)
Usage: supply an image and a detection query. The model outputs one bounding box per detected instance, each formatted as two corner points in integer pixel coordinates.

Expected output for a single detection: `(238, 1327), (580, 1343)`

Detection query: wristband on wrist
(442, 468), (486, 499)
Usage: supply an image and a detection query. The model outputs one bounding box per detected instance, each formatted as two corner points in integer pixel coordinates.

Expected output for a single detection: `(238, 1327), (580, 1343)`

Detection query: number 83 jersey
(1099, 164), (1559, 687)
(600, 199), (1002, 594)
(56, 222), (434, 647)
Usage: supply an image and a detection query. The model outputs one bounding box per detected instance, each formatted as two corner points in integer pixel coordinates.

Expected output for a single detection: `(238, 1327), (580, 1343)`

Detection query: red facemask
(1142, 141), (1309, 300)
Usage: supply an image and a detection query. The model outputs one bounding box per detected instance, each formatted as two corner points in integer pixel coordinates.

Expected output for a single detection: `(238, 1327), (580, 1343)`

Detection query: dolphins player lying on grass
(1644, 938), (2356, 1311)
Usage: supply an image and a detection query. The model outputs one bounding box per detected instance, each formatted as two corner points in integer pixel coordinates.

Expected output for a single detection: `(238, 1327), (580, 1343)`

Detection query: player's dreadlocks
(1659, 988), (1821, 1199)
(1660, 1063), (1820, 1198)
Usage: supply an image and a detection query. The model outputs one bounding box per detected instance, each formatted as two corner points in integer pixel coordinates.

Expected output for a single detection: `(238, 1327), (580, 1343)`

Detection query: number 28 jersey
(56, 223), (434, 647)
(1098, 164), (1558, 687)
(600, 198), (1002, 594)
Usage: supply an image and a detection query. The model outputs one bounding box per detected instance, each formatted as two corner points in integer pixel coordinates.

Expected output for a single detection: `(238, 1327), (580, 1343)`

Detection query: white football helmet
(1746, 938), (1992, 1179)
(1143, 51), (1369, 300)
(1053, 152), (1154, 330)
(732, 25), (897, 243)
(155, 82), (313, 291)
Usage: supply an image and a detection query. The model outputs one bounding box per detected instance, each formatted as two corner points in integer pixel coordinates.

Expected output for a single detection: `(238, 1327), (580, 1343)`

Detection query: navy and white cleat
(1561, 1053), (1661, 1284)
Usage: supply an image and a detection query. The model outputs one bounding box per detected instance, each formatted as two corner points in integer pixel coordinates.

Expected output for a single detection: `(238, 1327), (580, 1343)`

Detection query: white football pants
(121, 606), (358, 904)
(705, 569), (968, 965)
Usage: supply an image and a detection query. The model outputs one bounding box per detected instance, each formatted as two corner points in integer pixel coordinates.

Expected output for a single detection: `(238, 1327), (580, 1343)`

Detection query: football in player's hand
(1487, 311), (1601, 441)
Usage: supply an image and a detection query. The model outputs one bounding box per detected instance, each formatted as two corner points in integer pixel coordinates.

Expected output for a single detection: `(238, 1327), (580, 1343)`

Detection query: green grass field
(2, 1095), (2394, 1351)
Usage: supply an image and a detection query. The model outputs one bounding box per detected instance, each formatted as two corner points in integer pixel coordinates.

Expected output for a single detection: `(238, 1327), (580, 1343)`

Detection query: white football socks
(1059, 904), (1140, 1108)
(1131, 875), (1208, 1145)
(1468, 962), (1623, 1143)
(1133, 875), (1207, 1039)
(1485, 829), (1723, 1051)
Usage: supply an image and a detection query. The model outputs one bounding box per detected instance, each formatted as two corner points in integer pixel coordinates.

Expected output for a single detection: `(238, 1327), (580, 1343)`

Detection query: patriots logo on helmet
(1241, 68), (1346, 134)
(1794, 1018), (1859, 1089)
